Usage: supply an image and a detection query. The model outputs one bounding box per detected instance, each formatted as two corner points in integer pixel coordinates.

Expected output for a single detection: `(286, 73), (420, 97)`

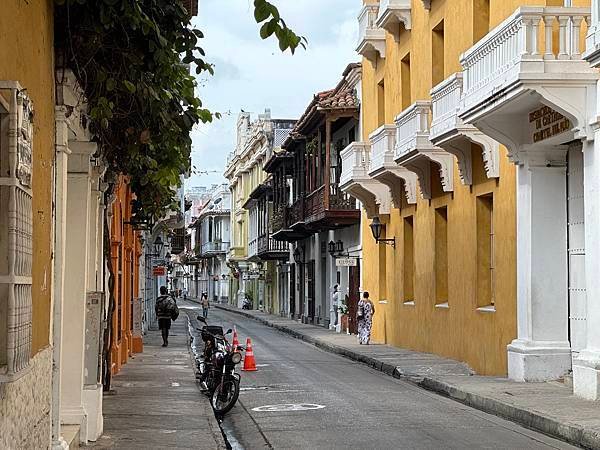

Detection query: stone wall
(0, 348), (52, 449)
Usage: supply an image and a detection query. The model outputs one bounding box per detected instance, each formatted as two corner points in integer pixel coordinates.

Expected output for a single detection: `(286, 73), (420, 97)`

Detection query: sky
(186, 0), (361, 190)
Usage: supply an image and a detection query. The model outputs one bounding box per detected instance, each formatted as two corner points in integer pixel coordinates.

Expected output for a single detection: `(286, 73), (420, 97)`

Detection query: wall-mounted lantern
(153, 236), (164, 255)
(369, 216), (395, 248)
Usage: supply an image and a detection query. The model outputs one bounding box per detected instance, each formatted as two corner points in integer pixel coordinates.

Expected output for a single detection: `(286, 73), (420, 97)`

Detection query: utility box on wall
(84, 291), (104, 386)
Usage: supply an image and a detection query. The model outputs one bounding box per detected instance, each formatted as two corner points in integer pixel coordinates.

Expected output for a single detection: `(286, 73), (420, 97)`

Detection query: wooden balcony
(304, 185), (360, 231)
(257, 233), (289, 260)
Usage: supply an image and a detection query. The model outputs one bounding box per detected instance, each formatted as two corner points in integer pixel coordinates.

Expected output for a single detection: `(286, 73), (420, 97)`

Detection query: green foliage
(254, 0), (307, 53)
(54, 0), (304, 220)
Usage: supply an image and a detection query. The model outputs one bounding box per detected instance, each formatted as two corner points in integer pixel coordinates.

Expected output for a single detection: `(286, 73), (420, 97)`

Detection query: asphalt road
(189, 304), (578, 450)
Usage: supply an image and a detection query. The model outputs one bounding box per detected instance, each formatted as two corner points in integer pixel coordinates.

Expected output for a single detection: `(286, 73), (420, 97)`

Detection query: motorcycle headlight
(231, 352), (242, 364)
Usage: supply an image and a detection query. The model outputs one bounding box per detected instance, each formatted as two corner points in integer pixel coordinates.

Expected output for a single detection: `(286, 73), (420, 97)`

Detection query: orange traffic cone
(242, 338), (257, 371)
(232, 329), (239, 351)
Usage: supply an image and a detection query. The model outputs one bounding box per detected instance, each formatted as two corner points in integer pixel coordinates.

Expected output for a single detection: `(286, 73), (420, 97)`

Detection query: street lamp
(328, 239), (347, 257)
(369, 216), (395, 248)
(153, 236), (164, 255)
(328, 240), (336, 256)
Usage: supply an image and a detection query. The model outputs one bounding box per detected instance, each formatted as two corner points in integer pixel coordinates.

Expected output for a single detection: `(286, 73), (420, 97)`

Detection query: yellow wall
(359, 0), (580, 375)
(0, 0), (55, 354)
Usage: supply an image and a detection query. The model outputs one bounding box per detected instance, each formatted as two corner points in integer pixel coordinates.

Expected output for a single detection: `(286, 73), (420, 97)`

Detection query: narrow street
(202, 307), (578, 450)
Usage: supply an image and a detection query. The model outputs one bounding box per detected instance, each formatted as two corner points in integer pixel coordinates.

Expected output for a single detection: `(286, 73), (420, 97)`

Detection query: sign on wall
(529, 106), (571, 143)
(152, 266), (166, 277)
(336, 258), (357, 267)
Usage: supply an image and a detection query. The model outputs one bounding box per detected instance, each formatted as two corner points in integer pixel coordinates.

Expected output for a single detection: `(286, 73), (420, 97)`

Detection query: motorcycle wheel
(211, 376), (240, 415)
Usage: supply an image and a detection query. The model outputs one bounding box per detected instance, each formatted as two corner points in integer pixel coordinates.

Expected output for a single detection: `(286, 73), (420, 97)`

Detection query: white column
(60, 140), (95, 443)
(51, 108), (71, 450)
(573, 134), (600, 399)
(507, 157), (572, 381)
(82, 165), (105, 441)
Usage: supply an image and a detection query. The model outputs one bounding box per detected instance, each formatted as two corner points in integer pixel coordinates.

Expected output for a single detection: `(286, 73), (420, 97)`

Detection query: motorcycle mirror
(197, 315), (207, 323)
(226, 329), (232, 335)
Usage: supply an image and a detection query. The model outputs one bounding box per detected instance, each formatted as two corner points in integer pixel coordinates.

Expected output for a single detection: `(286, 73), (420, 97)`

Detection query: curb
(215, 303), (600, 450)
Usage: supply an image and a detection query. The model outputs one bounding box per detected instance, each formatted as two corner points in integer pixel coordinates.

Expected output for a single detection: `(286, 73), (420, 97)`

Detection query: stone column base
(61, 406), (87, 443)
(507, 339), (572, 382)
(83, 384), (103, 441)
(573, 350), (600, 400)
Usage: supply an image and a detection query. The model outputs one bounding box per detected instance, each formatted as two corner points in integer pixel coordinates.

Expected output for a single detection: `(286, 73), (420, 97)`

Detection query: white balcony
(376, 0), (411, 42)
(248, 237), (258, 259)
(394, 101), (454, 199)
(339, 142), (391, 218)
(430, 73), (499, 185)
(357, 4), (386, 65)
(460, 7), (597, 162)
(368, 125), (417, 205)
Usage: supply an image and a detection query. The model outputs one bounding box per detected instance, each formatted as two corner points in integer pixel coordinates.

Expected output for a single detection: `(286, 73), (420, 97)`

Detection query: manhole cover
(251, 403), (325, 412)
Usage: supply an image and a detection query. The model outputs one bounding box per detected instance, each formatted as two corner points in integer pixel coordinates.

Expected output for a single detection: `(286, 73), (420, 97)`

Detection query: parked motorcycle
(196, 316), (243, 415)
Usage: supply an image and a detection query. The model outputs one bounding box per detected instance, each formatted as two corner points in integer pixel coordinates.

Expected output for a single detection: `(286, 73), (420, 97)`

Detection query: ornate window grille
(0, 82), (33, 382)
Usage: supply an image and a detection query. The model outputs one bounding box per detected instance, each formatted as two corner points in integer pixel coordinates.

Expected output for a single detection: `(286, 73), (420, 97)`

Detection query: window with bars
(0, 82), (34, 382)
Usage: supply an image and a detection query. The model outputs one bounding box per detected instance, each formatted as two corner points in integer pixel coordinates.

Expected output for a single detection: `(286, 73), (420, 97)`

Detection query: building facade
(224, 110), (295, 313)
(351, 0), (600, 402)
(0, 2), (55, 447)
(189, 183), (231, 302)
(269, 64), (363, 328)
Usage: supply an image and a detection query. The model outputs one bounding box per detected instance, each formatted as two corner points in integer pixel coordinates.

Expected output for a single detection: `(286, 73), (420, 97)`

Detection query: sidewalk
(215, 302), (600, 450)
(91, 307), (226, 449)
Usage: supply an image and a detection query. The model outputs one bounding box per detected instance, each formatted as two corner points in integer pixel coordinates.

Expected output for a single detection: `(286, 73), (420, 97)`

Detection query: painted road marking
(251, 403), (326, 412)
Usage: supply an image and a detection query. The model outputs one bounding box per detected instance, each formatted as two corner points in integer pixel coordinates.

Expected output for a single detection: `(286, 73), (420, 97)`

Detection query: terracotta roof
(283, 63), (361, 148)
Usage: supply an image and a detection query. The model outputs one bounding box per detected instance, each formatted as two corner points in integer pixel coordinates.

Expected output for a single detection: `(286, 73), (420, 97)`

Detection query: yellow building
(350, 0), (589, 376)
(224, 111), (295, 313)
(0, 1), (55, 447)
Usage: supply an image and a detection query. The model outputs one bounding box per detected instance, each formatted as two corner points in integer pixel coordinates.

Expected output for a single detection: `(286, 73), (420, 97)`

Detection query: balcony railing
(461, 7), (591, 112)
(394, 101), (432, 160)
(376, 0), (411, 40)
(258, 234), (288, 255)
(289, 198), (305, 226)
(356, 3), (386, 63)
(248, 237), (258, 258)
(201, 241), (230, 255)
(369, 125), (396, 174)
(340, 142), (370, 187)
(430, 73), (464, 141)
(430, 72), (500, 183)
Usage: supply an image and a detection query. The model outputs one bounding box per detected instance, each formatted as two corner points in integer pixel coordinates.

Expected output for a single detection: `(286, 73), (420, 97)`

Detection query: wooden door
(290, 264), (296, 317)
(307, 260), (315, 322)
(348, 264), (360, 335)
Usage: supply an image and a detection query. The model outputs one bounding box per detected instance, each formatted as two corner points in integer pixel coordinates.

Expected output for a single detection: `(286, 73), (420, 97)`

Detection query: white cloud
(187, 0), (360, 189)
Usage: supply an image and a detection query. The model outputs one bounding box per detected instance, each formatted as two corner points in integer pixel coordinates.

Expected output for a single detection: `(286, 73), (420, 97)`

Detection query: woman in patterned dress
(357, 291), (375, 345)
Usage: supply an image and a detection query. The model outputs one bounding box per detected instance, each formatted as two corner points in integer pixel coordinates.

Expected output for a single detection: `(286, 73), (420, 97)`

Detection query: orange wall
(110, 176), (142, 374)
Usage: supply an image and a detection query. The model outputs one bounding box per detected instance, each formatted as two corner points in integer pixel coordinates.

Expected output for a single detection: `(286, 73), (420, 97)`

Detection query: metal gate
(567, 143), (587, 355)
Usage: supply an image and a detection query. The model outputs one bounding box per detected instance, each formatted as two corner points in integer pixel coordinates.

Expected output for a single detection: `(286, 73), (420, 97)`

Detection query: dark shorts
(158, 318), (171, 330)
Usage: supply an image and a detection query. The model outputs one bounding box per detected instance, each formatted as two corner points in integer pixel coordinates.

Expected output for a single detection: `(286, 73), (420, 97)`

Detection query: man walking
(201, 291), (210, 319)
(155, 286), (178, 347)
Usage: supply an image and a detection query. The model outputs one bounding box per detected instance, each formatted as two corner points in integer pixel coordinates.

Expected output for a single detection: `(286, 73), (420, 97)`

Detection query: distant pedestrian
(357, 291), (375, 345)
(155, 286), (179, 347)
(330, 284), (340, 331)
(201, 292), (210, 319)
